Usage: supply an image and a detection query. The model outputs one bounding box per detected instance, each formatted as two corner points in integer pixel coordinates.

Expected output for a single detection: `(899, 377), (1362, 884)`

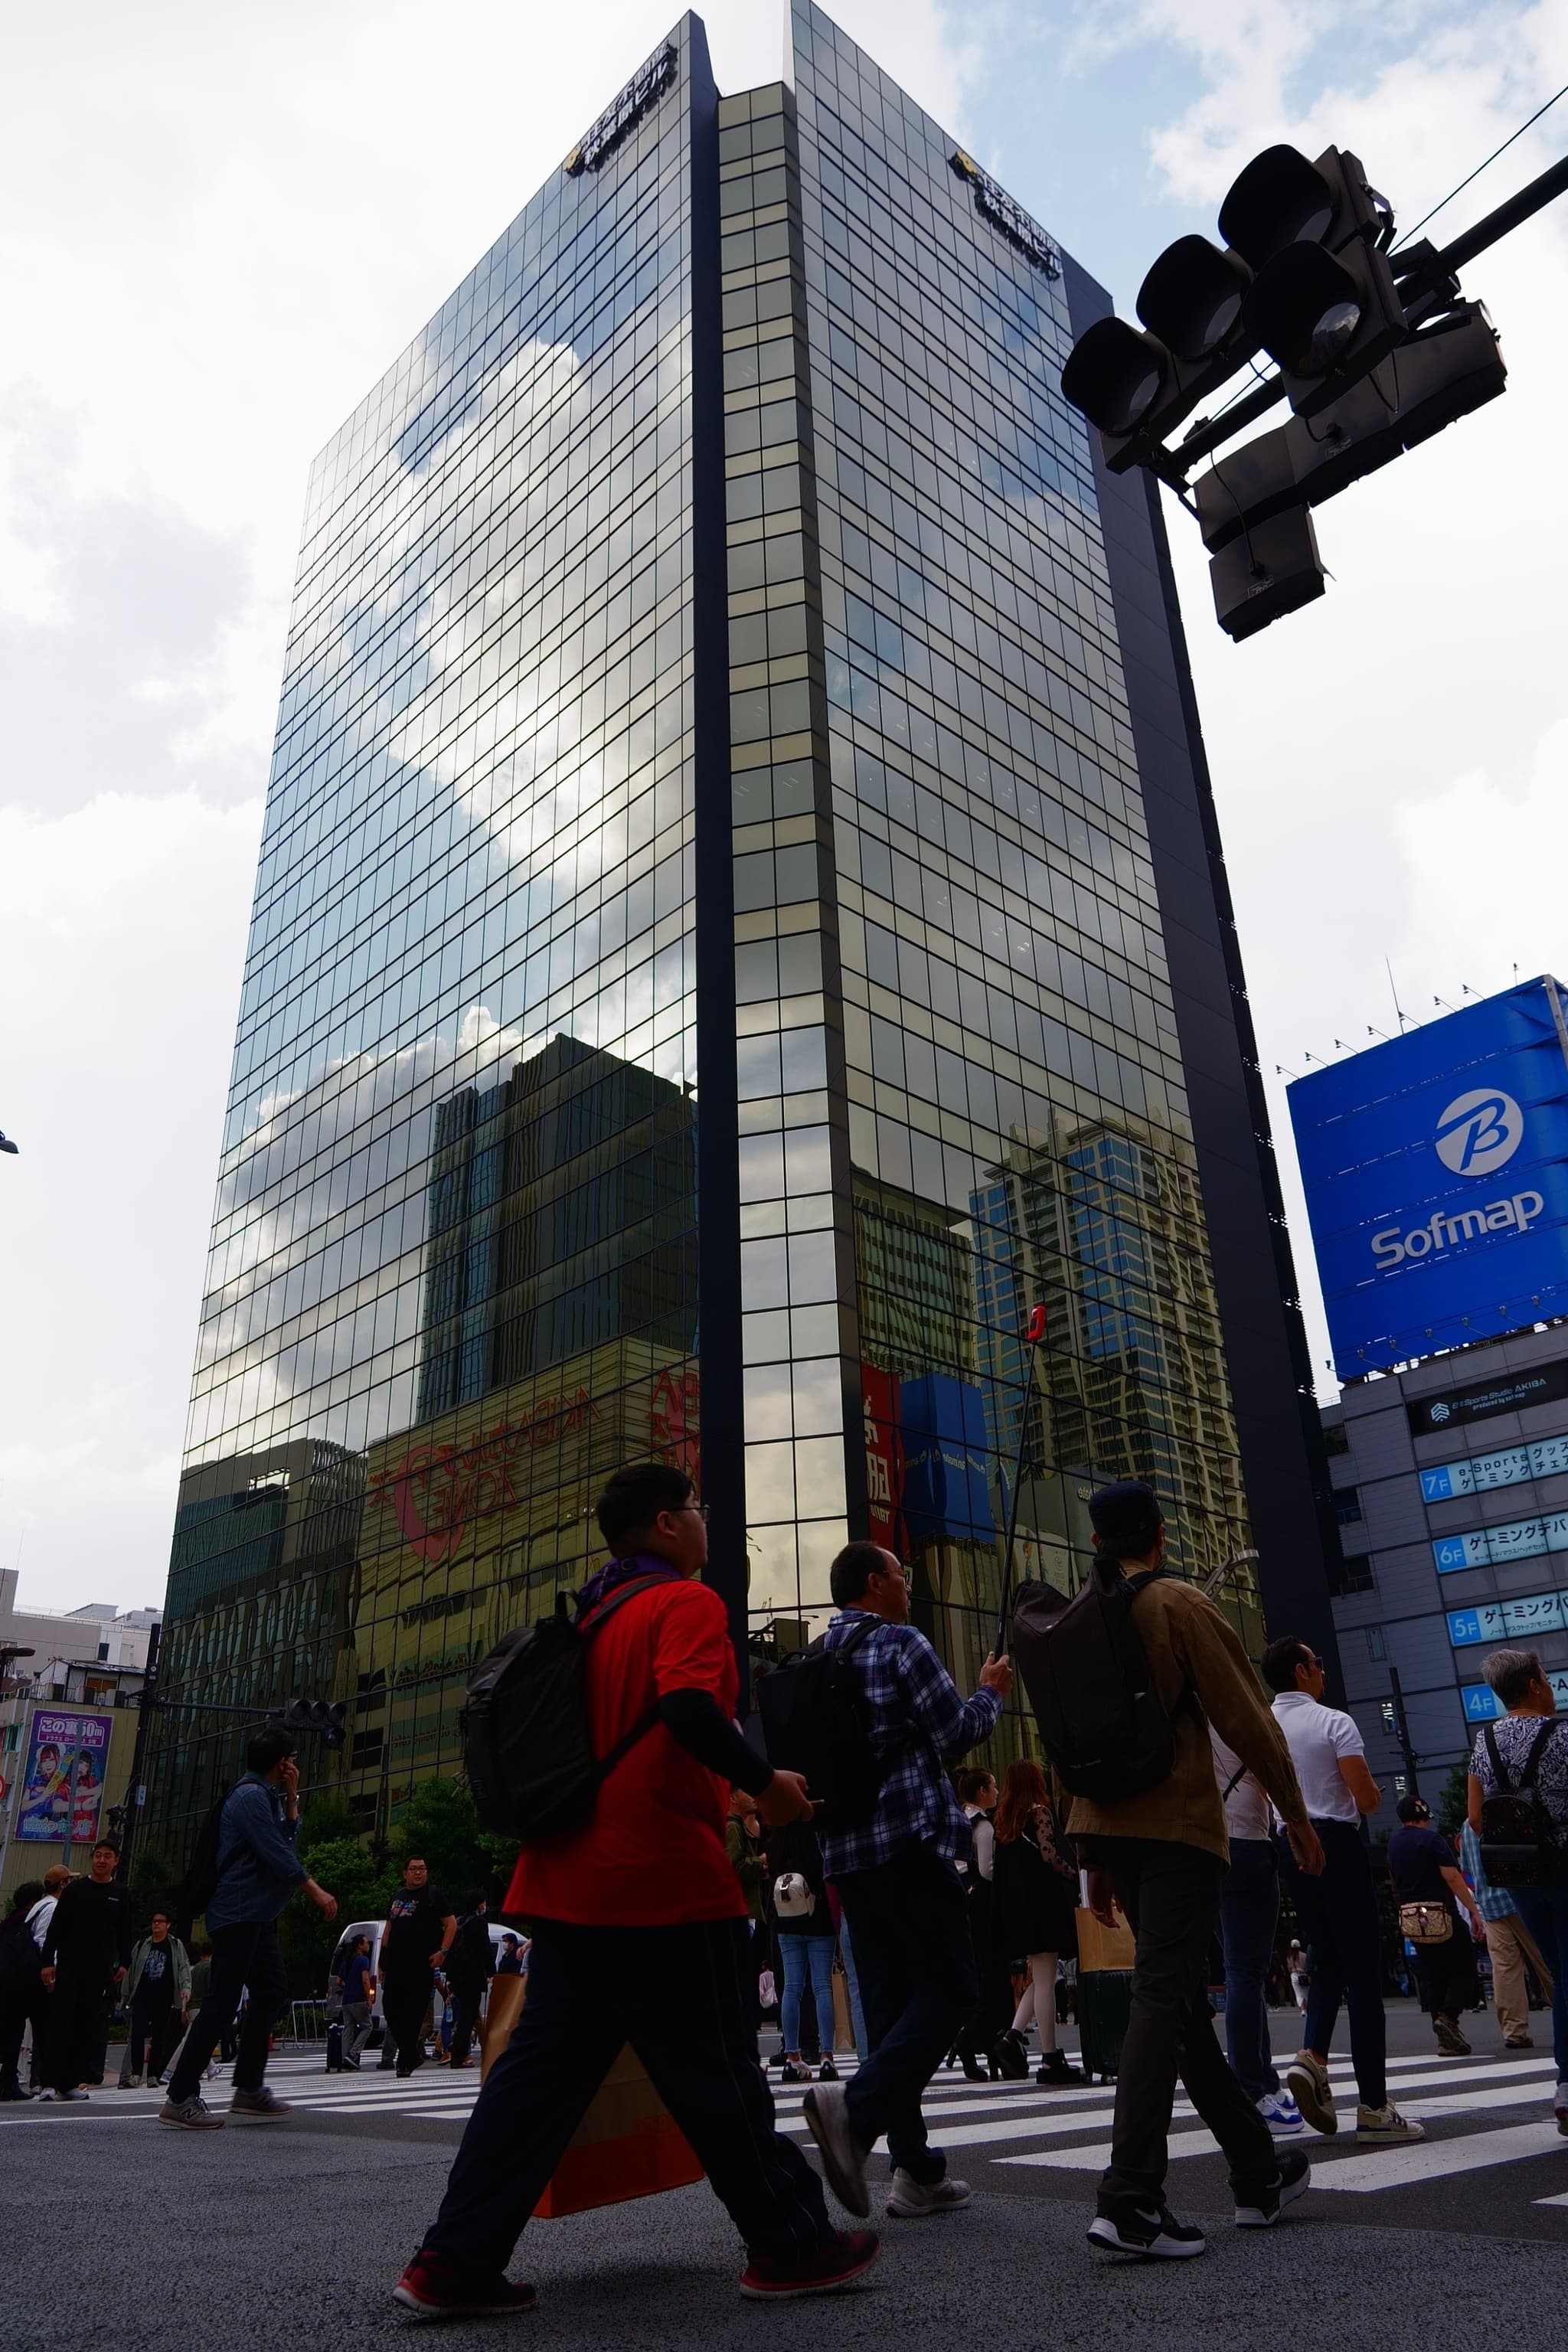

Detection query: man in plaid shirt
(802, 1540), (1011, 2222)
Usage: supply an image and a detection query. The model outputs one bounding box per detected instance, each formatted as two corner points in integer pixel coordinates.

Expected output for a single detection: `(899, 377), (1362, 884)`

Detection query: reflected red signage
(375, 1389), (600, 1563)
(861, 1365), (905, 1554)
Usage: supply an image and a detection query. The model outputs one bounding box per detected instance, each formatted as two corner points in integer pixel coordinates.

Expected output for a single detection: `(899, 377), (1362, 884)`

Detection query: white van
(327, 1918), (524, 2027)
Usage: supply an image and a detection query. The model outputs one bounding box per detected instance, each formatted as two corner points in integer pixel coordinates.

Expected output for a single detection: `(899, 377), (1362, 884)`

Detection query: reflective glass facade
(149, 8), (1329, 1850)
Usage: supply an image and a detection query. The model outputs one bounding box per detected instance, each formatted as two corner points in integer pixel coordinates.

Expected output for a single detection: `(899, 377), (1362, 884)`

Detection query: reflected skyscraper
(147, 7), (1335, 1850)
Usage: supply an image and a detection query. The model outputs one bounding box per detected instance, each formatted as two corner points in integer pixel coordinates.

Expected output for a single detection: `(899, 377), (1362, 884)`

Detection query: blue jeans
(1278, 1818), (1387, 2109)
(837, 1916), (868, 2056)
(1219, 1838), (1280, 2102)
(779, 1934), (836, 2056)
(837, 1842), (978, 2185)
(1511, 1883), (1568, 2083)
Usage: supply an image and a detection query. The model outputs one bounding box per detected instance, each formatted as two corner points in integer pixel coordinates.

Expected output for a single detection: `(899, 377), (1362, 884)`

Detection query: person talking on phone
(160, 1724), (337, 2129)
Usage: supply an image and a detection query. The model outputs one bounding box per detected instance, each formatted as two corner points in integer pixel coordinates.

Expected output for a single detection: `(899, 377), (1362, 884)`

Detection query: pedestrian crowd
(5, 1461), (1566, 2318)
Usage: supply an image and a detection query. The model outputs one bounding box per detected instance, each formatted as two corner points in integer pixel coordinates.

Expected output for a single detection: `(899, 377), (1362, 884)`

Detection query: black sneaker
(740, 2229), (880, 2300)
(1234, 2148), (1312, 2227)
(779, 2057), (812, 2085)
(818, 2057), (840, 2082)
(1087, 2203), (1206, 2260)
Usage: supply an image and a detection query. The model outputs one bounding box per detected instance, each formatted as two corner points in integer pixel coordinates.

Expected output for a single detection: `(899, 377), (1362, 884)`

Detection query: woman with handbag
(766, 1819), (840, 2086)
(991, 1759), (1083, 2086)
(1387, 1794), (1486, 2056)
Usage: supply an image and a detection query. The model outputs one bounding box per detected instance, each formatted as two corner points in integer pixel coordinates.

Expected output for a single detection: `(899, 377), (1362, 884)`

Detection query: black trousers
(168, 1919), (288, 2102)
(126, 1994), (181, 2081)
(423, 1917), (832, 2275)
(0, 1988), (41, 2092)
(838, 1842), (978, 2186)
(44, 1968), (111, 2093)
(1412, 1921), (1478, 2020)
(1279, 1817), (1387, 2109)
(1092, 1837), (1278, 2211)
(384, 1977), (434, 2073)
(447, 1988), (484, 2066)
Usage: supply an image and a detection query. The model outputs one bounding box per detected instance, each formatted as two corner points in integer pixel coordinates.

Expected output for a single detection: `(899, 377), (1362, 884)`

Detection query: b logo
(1435, 1088), (1524, 1178)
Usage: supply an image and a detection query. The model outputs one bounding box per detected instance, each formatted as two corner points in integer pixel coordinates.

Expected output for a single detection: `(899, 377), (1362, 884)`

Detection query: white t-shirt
(1210, 1729), (1272, 1842)
(26, 1895), (57, 1951)
(1272, 1690), (1365, 1824)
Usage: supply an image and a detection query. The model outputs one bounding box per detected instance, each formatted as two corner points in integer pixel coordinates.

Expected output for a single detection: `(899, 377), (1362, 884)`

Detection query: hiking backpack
(463, 1574), (667, 1844)
(756, 1618), (886, 1827)
(1478, 1719), (1564, 1888)
(1011, 1561), (1186, 1802)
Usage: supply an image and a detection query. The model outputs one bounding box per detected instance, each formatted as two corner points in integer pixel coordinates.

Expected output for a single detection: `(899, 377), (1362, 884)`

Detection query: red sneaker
(740, 2230), (880, 2300)
(392, 2250), (537, 2318)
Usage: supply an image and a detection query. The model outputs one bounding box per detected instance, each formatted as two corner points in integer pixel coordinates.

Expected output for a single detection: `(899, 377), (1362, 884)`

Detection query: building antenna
(1387, 958), (1412, 1031)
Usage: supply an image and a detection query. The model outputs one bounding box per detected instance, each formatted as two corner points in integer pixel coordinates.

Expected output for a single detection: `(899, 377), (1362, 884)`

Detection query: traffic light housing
(1221, 145), (1406, 416)
(1193, 303), (1506, 555)
(1060, 234), (1257, 472)
(1208, 508), (1327, 642)
(272, 1697), (348, 1749)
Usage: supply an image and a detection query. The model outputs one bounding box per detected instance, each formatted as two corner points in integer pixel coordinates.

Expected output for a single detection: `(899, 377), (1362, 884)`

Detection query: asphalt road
(7, 2001), (1566, 2349)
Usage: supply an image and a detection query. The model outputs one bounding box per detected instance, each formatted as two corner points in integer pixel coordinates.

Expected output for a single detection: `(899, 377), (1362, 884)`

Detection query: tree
(386, 1778), (514, 1906)
(280, 1834), (397, 1996)
(126, 1840), (179, 1924)
(1436, 1759), (1469, 1838)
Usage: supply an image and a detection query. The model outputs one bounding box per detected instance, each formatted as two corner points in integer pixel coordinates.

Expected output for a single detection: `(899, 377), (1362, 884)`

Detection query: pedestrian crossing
(5, 2043), (1565, 2201)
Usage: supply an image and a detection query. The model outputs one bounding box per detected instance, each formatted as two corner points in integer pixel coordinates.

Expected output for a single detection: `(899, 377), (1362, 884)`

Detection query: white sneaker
(886, 2168), (974, 2219)
(1257, 2089), (1307, 2138)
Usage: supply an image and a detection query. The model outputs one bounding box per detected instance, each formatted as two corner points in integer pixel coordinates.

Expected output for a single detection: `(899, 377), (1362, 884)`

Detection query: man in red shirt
(395, 1462), (880, 2317)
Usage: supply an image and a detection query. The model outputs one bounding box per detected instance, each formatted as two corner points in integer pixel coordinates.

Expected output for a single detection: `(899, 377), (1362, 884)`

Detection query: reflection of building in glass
(148, 1441), (364, 1839)
(148, 8), (1334, 1854)
(417, 1034), (697, 1420)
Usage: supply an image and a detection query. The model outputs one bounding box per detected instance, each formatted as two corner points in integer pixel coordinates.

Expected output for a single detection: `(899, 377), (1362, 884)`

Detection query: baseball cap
(1088, 1479), (1163, 1553)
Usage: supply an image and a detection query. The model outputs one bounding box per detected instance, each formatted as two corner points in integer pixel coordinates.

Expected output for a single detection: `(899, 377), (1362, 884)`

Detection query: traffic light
(1220, 145), (1406, 416)
(271, 1697), (348, 1749)
(1060, 234), (1257, 472)
(1054, 128), (1558, 632)
(1194, 304), (1505, 638)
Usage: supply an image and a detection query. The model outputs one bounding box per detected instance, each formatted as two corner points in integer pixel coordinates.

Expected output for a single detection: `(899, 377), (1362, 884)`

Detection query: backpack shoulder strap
(1520, 1719), (1558, 1788)
(580, 1572), (672, 1634)
(1483, 1720), (1511, 1791)
(838, 1615), (884, 1658)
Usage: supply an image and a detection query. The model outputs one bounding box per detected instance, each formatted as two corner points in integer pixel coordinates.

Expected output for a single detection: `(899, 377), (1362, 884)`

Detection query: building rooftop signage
(950, 150), (1061, 277)
(1287, 977), (1568, 1378)
(1407, 1354), (1568, 1436)
(565, 42), (677, 175)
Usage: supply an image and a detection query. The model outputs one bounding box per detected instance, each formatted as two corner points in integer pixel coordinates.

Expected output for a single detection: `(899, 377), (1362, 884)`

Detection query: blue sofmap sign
(1287, 977), (1568, 1379)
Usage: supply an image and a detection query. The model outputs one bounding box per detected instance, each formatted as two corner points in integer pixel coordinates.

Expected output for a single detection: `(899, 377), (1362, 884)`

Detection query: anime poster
(17, 1710), (113, 1844)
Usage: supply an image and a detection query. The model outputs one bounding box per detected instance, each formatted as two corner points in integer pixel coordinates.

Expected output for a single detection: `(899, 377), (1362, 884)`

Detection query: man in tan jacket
(1070, 1481), (1325, 2261)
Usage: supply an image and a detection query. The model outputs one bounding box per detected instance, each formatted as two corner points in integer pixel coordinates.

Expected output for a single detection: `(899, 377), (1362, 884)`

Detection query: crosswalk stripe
(1310, 2119), (1568, 2190)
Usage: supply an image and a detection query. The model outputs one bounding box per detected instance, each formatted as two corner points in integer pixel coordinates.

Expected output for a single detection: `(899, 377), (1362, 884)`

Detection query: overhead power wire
(1393, 80), (1568, 247)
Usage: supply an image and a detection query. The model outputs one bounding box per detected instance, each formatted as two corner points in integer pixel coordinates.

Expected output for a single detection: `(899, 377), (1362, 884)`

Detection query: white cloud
(0, 0), (978, 1613)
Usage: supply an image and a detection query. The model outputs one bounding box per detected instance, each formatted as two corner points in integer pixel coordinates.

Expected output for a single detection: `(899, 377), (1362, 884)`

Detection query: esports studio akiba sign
(1288, 976), (1568, 1379)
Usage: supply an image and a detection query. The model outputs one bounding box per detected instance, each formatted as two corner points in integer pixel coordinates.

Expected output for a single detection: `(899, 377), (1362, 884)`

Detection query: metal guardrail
(286, 1999), (328, 2047)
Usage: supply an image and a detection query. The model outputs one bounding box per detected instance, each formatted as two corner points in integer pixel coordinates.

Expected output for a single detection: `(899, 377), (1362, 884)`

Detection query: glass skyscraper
(147, 6), (1338, 1849)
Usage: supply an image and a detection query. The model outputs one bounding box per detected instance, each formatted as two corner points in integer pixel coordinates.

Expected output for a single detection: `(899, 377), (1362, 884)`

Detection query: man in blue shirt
(802, 1540), (1011, 2221)
(160, 1725), (338, 2129)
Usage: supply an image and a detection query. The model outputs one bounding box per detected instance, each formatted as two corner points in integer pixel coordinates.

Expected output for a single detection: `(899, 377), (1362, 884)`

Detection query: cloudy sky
(2, 0), (1565, 1613)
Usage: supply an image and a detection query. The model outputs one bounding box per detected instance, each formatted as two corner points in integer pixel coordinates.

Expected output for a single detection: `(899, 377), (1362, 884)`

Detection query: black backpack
(1479, 1720), (1564, 1887)
(756, 1619), (887, 1827)
(1012, 1561), (1187, 1802)
(0, 1912), (43, 1995)
(464, 1574), (667, 1843)
(176, 1782), (234, 1922)
(761, 1627), (893, 1824)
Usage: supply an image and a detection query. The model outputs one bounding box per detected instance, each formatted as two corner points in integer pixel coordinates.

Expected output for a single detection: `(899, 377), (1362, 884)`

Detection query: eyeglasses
(680, 1502), (710, 1523)
(874, 1562), (912, 1584)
